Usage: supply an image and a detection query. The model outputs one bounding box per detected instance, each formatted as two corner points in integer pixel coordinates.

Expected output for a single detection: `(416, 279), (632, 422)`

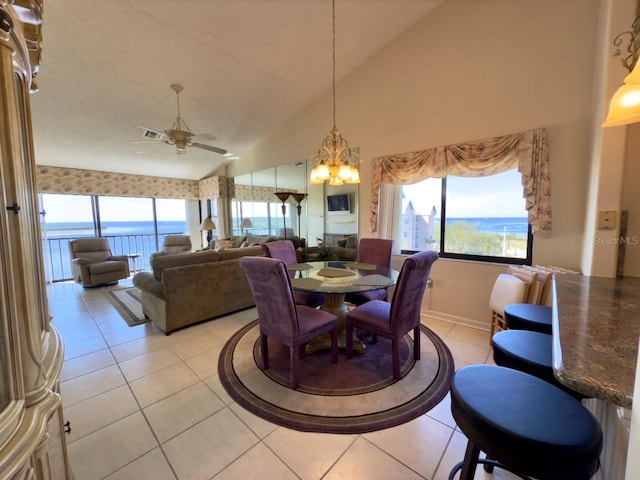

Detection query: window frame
(399, 176), (534, 265)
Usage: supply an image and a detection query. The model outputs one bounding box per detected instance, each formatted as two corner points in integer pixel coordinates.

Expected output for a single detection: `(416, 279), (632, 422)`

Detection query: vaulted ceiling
(30, 0), (445, 181)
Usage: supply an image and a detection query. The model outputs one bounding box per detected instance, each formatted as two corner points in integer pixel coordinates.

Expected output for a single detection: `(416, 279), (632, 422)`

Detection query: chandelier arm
(613, 0), (640, 72)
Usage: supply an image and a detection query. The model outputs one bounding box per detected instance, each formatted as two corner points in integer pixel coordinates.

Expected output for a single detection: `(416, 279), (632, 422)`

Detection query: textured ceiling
(30, 0), (444, 181)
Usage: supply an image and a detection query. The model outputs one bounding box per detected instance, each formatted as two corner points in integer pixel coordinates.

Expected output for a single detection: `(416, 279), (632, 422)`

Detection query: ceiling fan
(132, 84), (227, 156)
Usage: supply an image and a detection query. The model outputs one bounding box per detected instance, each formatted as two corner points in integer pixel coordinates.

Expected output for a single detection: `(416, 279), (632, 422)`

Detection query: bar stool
(505, 303), (553, 334)
(492, 329), (586, 400)
(449, 365), (602, 480)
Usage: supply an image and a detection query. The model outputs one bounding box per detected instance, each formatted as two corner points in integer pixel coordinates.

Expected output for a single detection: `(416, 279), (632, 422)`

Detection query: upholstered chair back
(261, 240), (325, 308)
(357, 238), (394, 267)
(389, 250), (439, 334)
(261, 240), (297, 278)
(69, 237), (112, 262)
(162, 234), (192, 254)
(240, 256), (300, 341)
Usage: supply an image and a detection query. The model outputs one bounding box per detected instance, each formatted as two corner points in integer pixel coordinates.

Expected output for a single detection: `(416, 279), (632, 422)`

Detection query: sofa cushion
(218, 245), (264, 261)
(151, 250), (220, 281)
(230, 235), (247, 248)
(214, 239), (234, 251)
(89, 260), (127, 275)
(245, 235), (276, 246)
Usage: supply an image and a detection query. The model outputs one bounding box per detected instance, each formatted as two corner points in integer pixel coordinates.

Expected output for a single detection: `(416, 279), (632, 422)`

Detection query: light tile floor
(49, 279), (520, 480)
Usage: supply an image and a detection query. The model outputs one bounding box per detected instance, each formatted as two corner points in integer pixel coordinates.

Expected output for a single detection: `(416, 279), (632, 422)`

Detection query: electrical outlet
(598, 211), (616, 229)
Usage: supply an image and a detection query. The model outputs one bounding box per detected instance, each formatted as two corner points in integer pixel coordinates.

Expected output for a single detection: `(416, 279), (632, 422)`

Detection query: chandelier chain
(332, 0), (336, 130)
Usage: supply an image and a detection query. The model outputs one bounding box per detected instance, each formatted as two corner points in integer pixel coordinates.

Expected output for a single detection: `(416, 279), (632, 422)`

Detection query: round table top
(289, 260), (398, 295)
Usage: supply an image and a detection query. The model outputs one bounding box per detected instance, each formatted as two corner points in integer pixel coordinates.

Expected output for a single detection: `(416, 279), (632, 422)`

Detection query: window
(400, 169), (532, 264)
(40, 193), (189, 281)
(231, 199), (291, 237)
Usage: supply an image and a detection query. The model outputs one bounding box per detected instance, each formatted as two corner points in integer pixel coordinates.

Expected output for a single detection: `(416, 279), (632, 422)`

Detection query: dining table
(288, 260), (399, 354)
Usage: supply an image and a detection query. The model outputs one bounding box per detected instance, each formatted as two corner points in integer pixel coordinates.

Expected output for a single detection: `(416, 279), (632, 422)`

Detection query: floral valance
(369, 128), (551, 238)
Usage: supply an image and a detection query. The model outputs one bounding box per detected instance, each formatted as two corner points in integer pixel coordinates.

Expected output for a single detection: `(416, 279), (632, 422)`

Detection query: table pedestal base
(304, 292), (366, 354)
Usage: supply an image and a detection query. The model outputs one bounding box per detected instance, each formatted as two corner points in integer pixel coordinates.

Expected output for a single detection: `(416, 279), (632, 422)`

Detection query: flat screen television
(327, 194), (350, 214)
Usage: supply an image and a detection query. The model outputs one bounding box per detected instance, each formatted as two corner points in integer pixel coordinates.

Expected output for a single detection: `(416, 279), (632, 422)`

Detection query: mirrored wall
(230, 160), (359, 255)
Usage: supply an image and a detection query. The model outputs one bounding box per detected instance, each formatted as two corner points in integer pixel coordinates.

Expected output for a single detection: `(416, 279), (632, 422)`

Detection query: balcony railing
(43, 232), (183, 283)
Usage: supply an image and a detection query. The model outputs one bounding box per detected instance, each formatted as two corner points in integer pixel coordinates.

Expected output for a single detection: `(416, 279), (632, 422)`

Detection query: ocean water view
(44, 220), (188, 238)
(445, 217), (529, 237)
(42, 217), (530, 282)
(42, 221), (188, 282)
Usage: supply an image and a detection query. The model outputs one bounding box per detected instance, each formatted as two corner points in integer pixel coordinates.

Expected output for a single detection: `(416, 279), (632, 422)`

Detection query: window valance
(369, 128), (551, 238)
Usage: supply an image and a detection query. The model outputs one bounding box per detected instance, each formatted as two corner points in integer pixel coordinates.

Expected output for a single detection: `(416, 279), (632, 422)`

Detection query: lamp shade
(240, 218), (253, 229)
(200, 217), (216, 231)
(603, 61), (640, 127)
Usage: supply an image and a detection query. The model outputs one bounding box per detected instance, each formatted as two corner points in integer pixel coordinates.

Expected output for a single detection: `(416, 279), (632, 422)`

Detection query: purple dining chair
(345, 250), (438, 380)
(262, 240), (325, 308)
(344, 238), (394, 306)
(239, 256), (338, 389)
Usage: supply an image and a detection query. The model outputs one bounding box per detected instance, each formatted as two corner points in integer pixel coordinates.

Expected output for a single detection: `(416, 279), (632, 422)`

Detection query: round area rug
(218, 320), (454, 434)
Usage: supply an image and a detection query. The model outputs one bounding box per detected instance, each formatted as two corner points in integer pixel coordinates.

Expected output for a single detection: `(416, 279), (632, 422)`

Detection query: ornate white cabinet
(0, 1), (72, 478)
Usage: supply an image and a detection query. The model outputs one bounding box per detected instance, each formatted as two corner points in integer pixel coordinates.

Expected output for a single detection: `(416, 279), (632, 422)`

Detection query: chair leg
(289, 345), (299, 389)
(413, 326), (421, 361)
(392, 339), (401, 379)
(261, 334), (269, 370)
(346, 325), (354, 359)
(330, 327), (338, 363)
(448, 441), (481, 480)
(489, 312), (496, 344)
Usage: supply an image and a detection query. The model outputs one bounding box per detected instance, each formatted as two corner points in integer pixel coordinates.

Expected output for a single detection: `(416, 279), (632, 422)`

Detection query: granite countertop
(552, 274), (640, 409)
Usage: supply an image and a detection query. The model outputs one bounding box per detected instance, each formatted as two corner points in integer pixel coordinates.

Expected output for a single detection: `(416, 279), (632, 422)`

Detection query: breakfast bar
(553, 274), (640, 479)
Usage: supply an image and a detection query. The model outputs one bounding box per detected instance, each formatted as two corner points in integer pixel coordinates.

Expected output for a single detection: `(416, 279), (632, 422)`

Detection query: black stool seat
(492, 330), (586, 400)
(505, 303), (553, 334)
(449, 365), (602, 480)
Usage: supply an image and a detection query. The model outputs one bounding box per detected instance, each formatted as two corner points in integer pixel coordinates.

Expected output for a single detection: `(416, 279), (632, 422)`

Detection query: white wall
(229, 0), (602, 327)
(622, 123), (640, 276)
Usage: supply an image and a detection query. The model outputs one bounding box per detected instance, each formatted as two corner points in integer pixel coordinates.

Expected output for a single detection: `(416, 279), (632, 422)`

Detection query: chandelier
(603, 0), (640, 127)
(309, 0), (360, 185)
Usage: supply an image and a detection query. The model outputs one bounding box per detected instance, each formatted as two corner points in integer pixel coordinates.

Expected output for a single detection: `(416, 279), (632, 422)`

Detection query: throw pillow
(345, 236), (357, 249)
(337, 239), (347, 248)
(215, 239), (234, 251)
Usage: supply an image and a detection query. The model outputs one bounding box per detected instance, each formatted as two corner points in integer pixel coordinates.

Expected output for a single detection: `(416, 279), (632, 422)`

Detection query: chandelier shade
(310, 0), (360, 185)
(603, 60), (640, 127)
(603, 1), (640, 127)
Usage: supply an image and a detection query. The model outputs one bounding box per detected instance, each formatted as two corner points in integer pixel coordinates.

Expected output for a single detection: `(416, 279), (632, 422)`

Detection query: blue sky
(41, 194), (187, 222)
(403, 169), (526, 218)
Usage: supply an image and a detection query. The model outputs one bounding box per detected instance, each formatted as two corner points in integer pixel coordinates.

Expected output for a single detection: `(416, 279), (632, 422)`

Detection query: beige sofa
(132, 246), (264, 334)
(212, 234), (308, 262)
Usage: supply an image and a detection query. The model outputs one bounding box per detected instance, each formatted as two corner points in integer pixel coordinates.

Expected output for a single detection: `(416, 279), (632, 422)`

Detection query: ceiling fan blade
(128, 140), (161, 144)
(192, 133), (217, 142)
(192, 142), (227, 155)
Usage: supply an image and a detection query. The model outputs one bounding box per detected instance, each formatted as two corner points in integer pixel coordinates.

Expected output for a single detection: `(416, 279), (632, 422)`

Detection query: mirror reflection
(229, 160), (358, 262)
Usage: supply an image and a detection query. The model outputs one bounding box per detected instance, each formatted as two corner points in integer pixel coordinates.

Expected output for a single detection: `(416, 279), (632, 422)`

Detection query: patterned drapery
(369, 128), (551, 237)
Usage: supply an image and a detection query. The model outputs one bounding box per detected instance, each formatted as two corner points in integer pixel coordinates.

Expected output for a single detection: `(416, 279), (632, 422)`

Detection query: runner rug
(106, 287), (148, 327)
(218, 320), (454, 434)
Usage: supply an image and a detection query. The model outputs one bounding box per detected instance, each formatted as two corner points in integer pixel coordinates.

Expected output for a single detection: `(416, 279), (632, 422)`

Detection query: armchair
(69, 237), (129, 287)
(150, 234), (192, 259)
